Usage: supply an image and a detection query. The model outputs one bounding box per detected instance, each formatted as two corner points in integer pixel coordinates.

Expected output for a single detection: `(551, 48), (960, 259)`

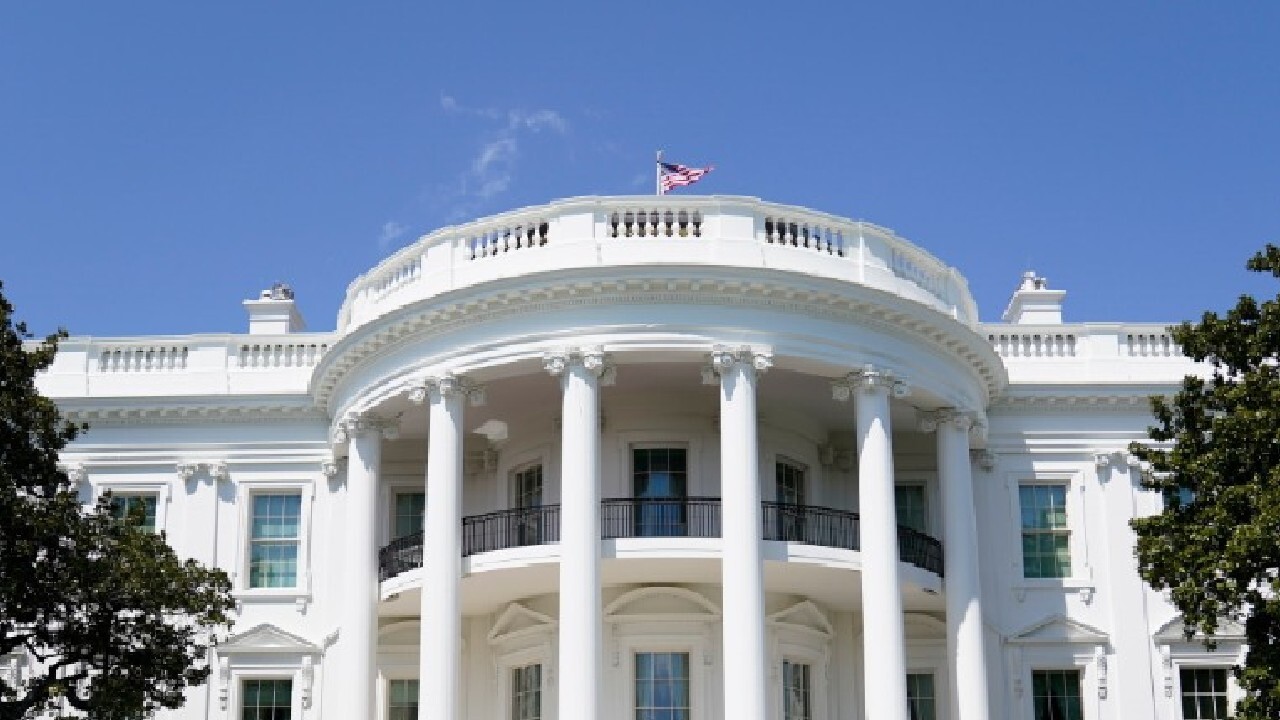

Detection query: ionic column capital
(543, 348), (617, 386)
(332, 411), (401, 446)
(970, 449), (998, 471)
(406, 373), (487, 406)
(705, 346), (772, 381)
(918, 408), (986, 440)
(831, 364), (910, 401)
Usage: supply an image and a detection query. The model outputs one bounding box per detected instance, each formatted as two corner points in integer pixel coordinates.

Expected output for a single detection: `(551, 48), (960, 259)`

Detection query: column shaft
(341, 429), (380, 720)
(420, 390), (465, 720)
(855, 385), (909, 720)
(558, 363), (602, 720)
(720, 359), (768, 720)
(938, 419), (991, 720)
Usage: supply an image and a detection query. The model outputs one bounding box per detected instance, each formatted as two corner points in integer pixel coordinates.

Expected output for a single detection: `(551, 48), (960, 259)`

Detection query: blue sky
(2, 3), (1278, 337)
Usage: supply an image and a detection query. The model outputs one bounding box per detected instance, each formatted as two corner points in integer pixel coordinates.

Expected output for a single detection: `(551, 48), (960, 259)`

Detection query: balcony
(377, 499), (944, 581)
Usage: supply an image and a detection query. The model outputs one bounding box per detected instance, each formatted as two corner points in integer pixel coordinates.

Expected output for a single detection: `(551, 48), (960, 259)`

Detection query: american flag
(659, 161), (714, 193)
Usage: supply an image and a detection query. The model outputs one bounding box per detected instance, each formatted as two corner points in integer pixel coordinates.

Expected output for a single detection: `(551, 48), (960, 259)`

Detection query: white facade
(31, 196), (1245, 720)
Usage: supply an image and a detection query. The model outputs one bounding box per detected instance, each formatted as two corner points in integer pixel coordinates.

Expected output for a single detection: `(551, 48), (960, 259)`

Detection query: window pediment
(219, 623), (320, 655)
(1009, 615), (1108, 645)
(1154, 615), (1245, 644)
(768, 600), (833, 639)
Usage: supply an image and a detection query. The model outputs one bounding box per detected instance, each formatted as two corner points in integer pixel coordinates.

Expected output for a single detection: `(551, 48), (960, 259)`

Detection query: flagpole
(655, 150), (663, 196)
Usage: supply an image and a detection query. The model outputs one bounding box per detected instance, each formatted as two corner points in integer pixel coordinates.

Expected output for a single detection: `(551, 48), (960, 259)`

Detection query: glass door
(633, 448), (688, 536)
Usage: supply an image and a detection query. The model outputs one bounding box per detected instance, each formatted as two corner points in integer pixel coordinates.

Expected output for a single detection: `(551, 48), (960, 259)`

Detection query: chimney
(243, 283), (306, 334)
(1001, 271), (1065, 324)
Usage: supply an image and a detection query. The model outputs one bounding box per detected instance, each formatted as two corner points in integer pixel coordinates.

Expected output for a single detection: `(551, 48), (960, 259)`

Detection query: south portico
(323, 335), (995, 720)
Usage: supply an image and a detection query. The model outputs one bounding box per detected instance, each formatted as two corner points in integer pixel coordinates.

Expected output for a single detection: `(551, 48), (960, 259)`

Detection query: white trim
(93, 477), (172, 532)
(232, 477), (315, 609)
(1006, 467), (1096, 603)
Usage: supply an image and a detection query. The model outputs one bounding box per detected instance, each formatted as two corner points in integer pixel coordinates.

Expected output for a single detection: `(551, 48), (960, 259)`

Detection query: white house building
(29, 196), (1244, 720)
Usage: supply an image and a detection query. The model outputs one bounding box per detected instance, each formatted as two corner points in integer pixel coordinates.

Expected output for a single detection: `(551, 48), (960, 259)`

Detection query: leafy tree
(0, 282), (235, 719)
(1132, 245), (1280, 719)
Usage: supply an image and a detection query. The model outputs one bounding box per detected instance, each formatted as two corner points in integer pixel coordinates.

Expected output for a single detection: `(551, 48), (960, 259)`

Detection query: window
(1164, 486), (1196, 510)
(249, 494), (301, 588)
(776, 460), (806, 505)
(895, 484), (928, 533)
(512, 464), (546, 546)
(635, 651), (690, 720)
(906, 673), (936, 720)
(242, 678), (292, 720)
(388, 678), (419, 720)
(782, 661), (812, 720)
(1181, 667), (1230, 719)
(513, 465), (544, 509)
(109, 493), (158, 532)
(511, 664), (542, 720)
(633, 448), (688, 536)
(1032, 670), (1083, 720)
(1019, 484), (1071, 579)
(394, 491), (425, 539)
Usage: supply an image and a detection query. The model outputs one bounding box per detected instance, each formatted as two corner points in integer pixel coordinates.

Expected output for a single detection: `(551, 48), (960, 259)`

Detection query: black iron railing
(762, 501), (859, 550)
(601, 497), (722, 539)
(898, 526), (945, 577)
(462, 505), (561, 556)
(376, 499), (944, 581)
(378, 530), (423, 582)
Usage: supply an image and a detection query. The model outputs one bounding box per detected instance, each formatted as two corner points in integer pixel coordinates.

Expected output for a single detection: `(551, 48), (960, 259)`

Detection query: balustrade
(987, 332), (1078, 358)
(763, 216), (845, 256)
(237, 341), (330, 368)
(376, 499), (944, 580)
(469, 221), (550, 259)
(608, 208), (703, 238)
(97, 345), (189, 372)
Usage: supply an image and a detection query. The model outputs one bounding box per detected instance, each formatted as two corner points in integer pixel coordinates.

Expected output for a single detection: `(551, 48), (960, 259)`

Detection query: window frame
(233, 479), (314, 604)
(905, 671), (938, 720)
(775, 457), (808, 506)
(239, 676), (296, 720)
(385, 677), (420, 720)
(1176, 666), (1232, 720)
(1005, 468), (1095, 598)
(93, 479), (171, 534)
(1018, 482), (1073, 579)
(894, 480), (931, 535)
(489, 603), (555, 720)
(604, 593), (715, 720)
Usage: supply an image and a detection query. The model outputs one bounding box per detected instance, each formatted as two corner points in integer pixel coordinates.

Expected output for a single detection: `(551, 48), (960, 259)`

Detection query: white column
(834, 367), (909, 720)
(711, 347), (771, 720)
(926, 410), (991, 720)
(410, 375), (482, 720)
(545, 349), (611, 720)
(333, 413), (395, 720)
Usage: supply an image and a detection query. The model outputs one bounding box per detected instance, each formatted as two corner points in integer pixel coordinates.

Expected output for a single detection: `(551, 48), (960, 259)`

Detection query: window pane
(1180, 668), (1231, 719)
(110, 493), (158, 532)
(242, 679), (292, 720)
(1020, 483), (1070, 578)
(511, 664), (541, 720)
(394, 492), (425, 539)
(635, 652), (689, 720)
(633, 449), (688, 537)
(1031, 670), (1081, 720)
(250, 494), (301, 588)
(895, 485), (927, 533)
(389, 679), (419, 720)
(906, 673), (936, 720)
(783, 661), (812, 720)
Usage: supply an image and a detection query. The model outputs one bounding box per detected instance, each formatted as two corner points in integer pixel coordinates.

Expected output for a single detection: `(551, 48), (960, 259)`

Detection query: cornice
(56, 395), (326, 426)
(989, 383), (1174, 412)
(312, 268), (1007, 412)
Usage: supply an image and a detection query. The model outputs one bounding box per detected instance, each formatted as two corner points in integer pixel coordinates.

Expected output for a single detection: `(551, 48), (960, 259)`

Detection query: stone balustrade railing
(982, 323), (1198, 384)
(337, 196), (980, 332)
(982, 324), (1183, 361)
(35, 334), (338, 398)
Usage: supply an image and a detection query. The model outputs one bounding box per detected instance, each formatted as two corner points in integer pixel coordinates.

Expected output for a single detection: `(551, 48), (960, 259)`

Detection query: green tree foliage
(1132, 245), (1280, 719)
(0, 282), (235, 719)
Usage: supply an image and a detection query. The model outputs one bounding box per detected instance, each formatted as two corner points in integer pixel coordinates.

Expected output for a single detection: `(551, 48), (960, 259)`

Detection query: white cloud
(377, 220), (408, 249)
(435, 95), (571, 212)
